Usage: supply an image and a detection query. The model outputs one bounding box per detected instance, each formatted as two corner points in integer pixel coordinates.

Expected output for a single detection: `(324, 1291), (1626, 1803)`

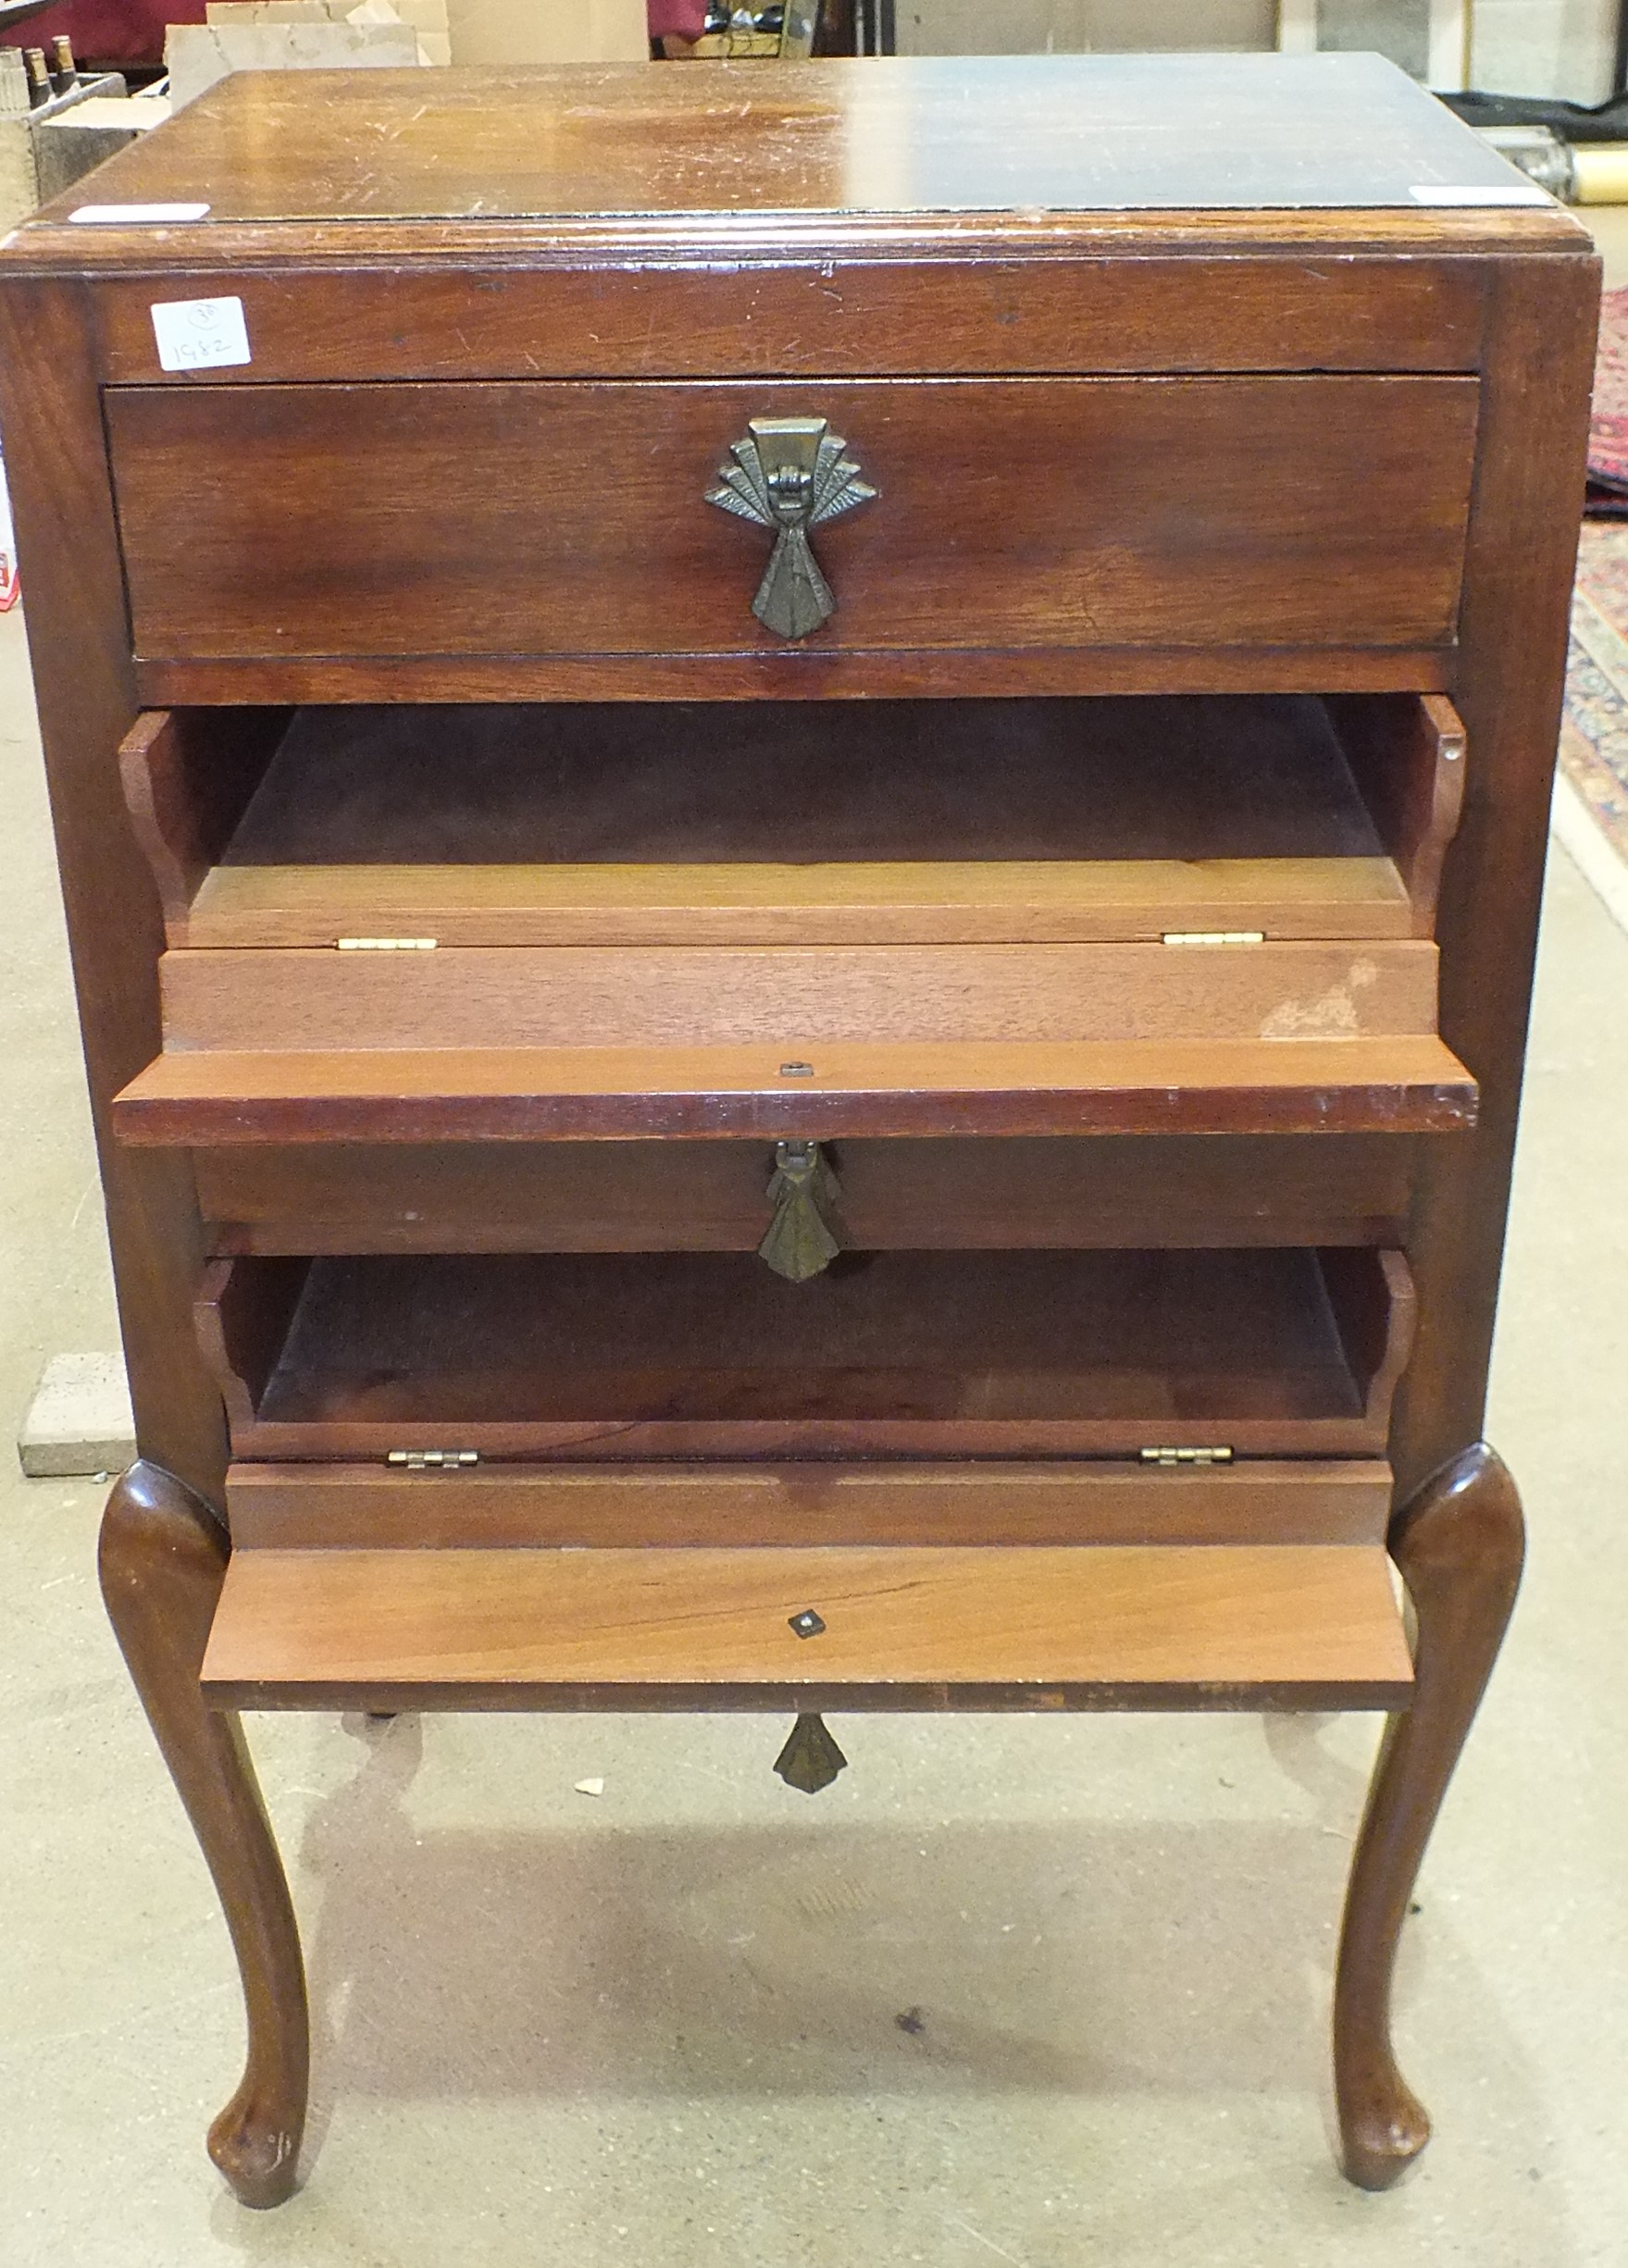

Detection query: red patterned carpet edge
(1559, 523), (1628, 930)
(1587, 285), (1628, 512)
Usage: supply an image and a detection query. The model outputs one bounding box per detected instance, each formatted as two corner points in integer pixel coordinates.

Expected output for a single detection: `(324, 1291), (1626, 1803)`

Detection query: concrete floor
(3, 556), (1628, 2258)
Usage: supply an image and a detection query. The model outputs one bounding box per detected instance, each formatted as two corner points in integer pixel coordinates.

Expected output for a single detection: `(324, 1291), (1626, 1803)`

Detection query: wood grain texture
(188, 856), (1409, 951)
(193, 1133), (1415, 1257)
(83, 256), (1491, 383)
(194, 1256), (309, 1444)
(1388, 251), (1599, 1503)
(155, 939), (1447, 1053)
(118, 708), (288, 938)
(5, 56), (1583, 279)
(98, 1462), (307, 2207)
(193, 1246), (1414, 1462)
(1327, 692), (1467, 939)
(106, 378), (1478, 667)
(1335, 1444), (1523, 2188)
(199, 1541), (1415, 1712)
(224, 1457), (1397, 1550)
(130, 647), (1460, 708)
(0, 280), (226, 1502)
(114, 1035), (1478, 1144)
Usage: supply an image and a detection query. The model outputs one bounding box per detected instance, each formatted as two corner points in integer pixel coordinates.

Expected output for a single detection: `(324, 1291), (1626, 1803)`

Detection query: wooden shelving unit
(0, 51), (1597, 2211)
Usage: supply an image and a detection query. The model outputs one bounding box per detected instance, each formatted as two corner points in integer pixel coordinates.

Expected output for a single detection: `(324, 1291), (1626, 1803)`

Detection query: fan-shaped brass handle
(705, 415), (877, 640)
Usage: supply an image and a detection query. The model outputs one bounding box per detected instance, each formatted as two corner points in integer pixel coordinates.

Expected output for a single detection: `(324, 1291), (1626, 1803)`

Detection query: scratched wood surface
(12, 56), (1559, 235)
(114, 1034), (1477, 1145)
(199, 1540), (1416, 1712)
(153, 937), (1447, 1051)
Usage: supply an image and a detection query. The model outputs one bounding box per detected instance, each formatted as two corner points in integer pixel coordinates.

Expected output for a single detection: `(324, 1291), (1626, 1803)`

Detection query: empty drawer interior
(124, 692), (1463, 948)
(197, 1245), (1415, 1460)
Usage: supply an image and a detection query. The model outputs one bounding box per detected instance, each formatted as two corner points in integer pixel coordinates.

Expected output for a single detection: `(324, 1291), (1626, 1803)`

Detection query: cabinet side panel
(1394, 250), (1600, 1500)
(0, 277), (226, 1498)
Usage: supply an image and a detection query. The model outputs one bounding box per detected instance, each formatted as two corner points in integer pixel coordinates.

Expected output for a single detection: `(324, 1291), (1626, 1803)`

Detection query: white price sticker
(150, 296), (252, 373)
(1409, 184), (1550, 206)
(72, 202), (211, 224)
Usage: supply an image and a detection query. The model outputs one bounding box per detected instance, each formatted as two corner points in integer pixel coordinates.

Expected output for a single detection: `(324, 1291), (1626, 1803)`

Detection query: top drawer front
(106, 377), (1477, 668)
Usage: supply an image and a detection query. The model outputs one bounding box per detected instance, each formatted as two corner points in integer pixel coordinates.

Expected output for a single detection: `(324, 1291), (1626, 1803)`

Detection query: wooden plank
(224, 1457), (1397, 1548)
(105, 378), (1479, 665)
(115, 1035), (1479, 1143)
(186, 856), (1412, 950)
(6, 54), (1562, 254)
(1326, 691), (1467, 939)
(193, 1131), (1416, 1256)
(155, 940), (1446, 1052)
(1389, 253), (1600, 1501)
(199, 1542), (1415, 1710)
(0, 278), (228, 1501)
(130, 646), (1460, 707)
(118, 707), (290, 941)
(81, 255), (1490, 383)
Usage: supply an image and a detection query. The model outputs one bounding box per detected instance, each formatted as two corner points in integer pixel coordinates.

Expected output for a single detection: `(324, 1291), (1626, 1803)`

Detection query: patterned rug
(1558, 301), (1628, 931)
(1562, 527), (1628, 925)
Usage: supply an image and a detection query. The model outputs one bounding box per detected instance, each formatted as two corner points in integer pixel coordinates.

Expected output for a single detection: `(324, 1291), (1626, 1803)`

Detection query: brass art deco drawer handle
(706, 415), (877, 640)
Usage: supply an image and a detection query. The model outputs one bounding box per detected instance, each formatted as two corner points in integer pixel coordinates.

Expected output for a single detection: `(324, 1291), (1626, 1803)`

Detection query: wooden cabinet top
(0, 53), (1586, 270)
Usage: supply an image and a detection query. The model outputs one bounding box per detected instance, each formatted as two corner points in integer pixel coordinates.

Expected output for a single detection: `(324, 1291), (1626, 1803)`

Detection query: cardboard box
(894, 1), (1275, 54)
(31, 91), (171, 205)
(168, 18), (424, 106)
(205, 1), (450, 28)
(445, 0), (650, 66)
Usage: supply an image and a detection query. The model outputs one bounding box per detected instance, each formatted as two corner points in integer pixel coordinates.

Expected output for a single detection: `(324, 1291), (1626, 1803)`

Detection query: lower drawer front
(225, 1457), (1396, 1550)
(194, 1134), (1416, 1258)
(203, 1540), (1411, 1712)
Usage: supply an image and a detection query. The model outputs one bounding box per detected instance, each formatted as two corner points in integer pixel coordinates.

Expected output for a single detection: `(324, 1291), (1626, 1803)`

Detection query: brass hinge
(386, 1448), (479, 1470)
(1139, 1445), (1235, 1467)
(1161, 931), (1265, 947)
(337, 936), (439, 951)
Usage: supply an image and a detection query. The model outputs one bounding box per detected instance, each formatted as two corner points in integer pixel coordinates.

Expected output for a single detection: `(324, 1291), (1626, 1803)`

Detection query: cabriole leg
(1334, 1443), (1524, 2189)
(99, 1460), (309, 2208)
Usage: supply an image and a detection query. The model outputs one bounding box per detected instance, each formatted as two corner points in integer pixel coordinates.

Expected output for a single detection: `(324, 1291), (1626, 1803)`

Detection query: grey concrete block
(18, 1352), (135, 1480)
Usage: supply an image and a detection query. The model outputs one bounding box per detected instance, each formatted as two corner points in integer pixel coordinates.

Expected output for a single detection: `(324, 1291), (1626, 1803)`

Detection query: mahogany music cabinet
(0, 52), (1597, 2207)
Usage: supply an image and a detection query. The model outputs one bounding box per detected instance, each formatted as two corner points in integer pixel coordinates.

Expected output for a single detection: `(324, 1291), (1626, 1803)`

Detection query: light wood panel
(224, 1458), (1397, 1549)
(188, 856), (1411, 950)
(155, 940), (1445, 1052)
(200, 1542), (1415, 1711)
(115, 1035), (1477, 1144)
